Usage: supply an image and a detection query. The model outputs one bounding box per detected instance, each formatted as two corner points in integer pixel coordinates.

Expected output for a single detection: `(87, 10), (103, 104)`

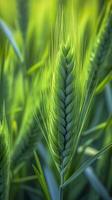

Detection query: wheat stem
(0, 121), (10, 200)
(59, 171), (64, 200)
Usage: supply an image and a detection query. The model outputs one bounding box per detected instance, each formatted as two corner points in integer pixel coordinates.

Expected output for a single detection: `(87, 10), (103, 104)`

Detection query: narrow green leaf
(44, 166), (59, 200)
(96, 71), (112, 94)
(105, 84), (112, 113)
(0, 19), (23, 62)
(13, 175), (37, 184)
(27, 49), (48, 75)
(83, 116), (112, 136)
(33, 152), (51, 200)
(27, 60), (44, 75)
(83, 122), (106, 136)
(85, 167), (111, 200)
(63, 143), (112, 188)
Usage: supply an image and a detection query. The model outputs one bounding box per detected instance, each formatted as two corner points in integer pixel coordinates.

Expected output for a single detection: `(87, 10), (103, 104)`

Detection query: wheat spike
(11, 118), (41, 169)
(88, 3), (112, 91)
(48, 44), (77, 174)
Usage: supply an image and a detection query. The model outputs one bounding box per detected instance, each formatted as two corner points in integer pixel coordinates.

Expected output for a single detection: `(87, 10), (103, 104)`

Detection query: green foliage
(0, 0), (112, 200)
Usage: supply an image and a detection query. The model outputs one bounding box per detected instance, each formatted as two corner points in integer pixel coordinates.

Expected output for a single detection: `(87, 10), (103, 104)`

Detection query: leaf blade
(0, 19), (23, 62)
(63, 143), (112, 188)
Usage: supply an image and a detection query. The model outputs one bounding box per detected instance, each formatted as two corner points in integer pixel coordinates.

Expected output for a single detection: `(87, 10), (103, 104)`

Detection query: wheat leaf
(96, 71), (112, 94)
(33, 152), (51, 200)
(13, 175), (37, 184)
(84, 167), (112, 200)
(17, 0), (29, 38)
(63, 143), (112, 188)
(0, 19), (23, 62)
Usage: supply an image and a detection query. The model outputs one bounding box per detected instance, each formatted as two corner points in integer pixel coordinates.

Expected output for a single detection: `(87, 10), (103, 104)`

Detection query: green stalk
(59, 171), (64, 200)
(0, 120), (10, 200)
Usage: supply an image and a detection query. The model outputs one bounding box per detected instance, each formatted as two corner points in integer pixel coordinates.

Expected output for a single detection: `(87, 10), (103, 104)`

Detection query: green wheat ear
(88, 2), (112, 91)
(11, 118), (41, 169)
(0, 120), (10, 200)
(48, 43), (76, 175)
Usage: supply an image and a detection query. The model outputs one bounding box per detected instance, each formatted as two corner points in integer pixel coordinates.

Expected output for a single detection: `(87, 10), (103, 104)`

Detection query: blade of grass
(44, 166), (59, 200)
(84, 167), (112, 200)
(33, 152), (51, 200)
(63, 143), (112, 188)
(0, 19), (23, 62)
(105, 83), (112, 113)
(13, 175), (37, 184)
(96, 71), (112, 94)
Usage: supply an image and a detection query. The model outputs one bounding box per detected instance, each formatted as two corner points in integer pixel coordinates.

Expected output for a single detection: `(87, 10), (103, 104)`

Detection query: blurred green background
(0, 0), (112, 200)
